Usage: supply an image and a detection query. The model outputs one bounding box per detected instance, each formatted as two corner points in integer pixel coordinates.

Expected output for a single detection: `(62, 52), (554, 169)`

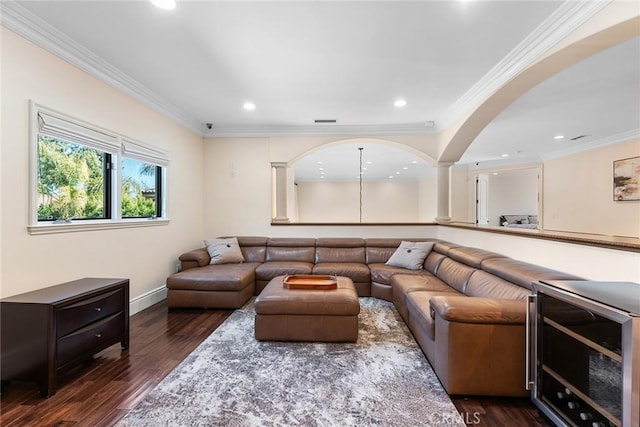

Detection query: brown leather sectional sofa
(166, 236), (582, 397)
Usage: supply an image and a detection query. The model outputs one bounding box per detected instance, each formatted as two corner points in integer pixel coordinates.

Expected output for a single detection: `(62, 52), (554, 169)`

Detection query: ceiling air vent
(569, 134), (590, 141)
(314, 119), (337, 124)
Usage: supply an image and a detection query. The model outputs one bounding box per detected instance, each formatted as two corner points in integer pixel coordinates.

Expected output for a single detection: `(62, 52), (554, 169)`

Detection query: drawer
(56, 288), (124, 338)
(56, 311), (124, 365)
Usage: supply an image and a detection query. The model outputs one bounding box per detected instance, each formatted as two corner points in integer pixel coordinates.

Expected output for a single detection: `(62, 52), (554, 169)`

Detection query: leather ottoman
(254, 275), (360, 342)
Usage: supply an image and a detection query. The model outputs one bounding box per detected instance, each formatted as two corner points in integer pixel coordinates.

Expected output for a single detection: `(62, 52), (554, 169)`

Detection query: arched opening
(282, 139), (436, 223)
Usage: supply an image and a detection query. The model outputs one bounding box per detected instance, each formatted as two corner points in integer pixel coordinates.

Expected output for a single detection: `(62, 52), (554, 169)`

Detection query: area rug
(116, 298), (465, 427)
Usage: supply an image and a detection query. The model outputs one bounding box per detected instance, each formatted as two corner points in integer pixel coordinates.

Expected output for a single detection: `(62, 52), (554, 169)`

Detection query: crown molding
(435, 0), (613, 132)
(205, 122), (437, 138)
(541, 128), (640, 161)
(0, 0), (613, 140)
(0, 1), (205, 135)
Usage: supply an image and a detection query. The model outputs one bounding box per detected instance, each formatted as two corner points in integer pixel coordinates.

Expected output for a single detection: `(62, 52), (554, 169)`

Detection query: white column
(435, 162), (452, 222)
(271, 162), (290, 223)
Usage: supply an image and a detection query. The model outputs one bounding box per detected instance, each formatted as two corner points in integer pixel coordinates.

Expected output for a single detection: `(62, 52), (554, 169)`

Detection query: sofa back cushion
(315, 238), (366, 263)
(465, 270), (530, 300)
(481, 257), (583, 290)
(447, 247), (506, 268)
(432, 241), (461, 255)
(424, 251), (446, 275)
(265, 238), (316, 263)
(436, 258), (476, 293)
(237, 236), (268, 263)
(364, 238), (403, 264)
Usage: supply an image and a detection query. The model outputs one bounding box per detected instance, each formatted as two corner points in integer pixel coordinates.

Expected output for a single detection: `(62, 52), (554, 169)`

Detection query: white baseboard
(129, 285), (167, 315)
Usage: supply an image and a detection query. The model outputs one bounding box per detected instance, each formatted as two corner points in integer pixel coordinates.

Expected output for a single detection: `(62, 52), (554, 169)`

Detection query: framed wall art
(613, 156), (640, 201)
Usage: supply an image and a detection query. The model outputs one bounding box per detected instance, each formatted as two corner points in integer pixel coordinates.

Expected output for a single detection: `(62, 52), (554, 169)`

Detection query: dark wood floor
(0, 301), (550, 426)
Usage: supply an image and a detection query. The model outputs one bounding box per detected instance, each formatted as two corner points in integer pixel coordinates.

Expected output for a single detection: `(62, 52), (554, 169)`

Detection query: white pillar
(271, 162), (290, 223)
(435, 162), (452, 222)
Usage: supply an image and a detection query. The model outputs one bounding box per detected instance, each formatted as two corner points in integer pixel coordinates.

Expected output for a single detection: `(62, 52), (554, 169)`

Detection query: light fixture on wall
(359, 147), (364, 223)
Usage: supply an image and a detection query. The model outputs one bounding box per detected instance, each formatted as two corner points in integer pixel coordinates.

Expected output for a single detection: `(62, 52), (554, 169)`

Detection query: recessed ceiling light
(366, 161), (373, 165)
(402, 167), (408, 170)
(492, 172), (499, 176)
(362, 167), (368, 171)
(394, 99), (407, 108)
(553, 135), (565, 140)
(395, 171), (401, 175)
(318, 167), (324, 171)
(501, 154), (510, 158)
(411, 160), (418, 164)
(150, 0), (176, 10)
(388, 176), (394, 179)
(243, 102), (256, 111)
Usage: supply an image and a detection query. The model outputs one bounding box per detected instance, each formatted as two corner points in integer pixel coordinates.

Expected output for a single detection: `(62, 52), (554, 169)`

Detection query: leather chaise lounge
(166, 236), (582, 397)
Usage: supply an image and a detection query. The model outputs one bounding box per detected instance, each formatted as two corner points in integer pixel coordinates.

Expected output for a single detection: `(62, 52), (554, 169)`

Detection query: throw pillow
(204, 237), (245, 265)
(385, 241), (434, 270)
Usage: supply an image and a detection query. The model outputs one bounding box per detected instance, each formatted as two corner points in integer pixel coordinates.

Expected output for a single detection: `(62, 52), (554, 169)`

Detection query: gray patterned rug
(116, 298), (465, 427)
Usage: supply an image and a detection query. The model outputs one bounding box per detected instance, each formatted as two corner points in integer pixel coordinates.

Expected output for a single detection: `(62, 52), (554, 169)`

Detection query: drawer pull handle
(95, 334), (102, 339)
(95, 307), (102, 312)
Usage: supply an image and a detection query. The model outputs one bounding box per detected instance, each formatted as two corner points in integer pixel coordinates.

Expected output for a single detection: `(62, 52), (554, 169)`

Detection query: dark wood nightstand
(1, 277), (129, 397)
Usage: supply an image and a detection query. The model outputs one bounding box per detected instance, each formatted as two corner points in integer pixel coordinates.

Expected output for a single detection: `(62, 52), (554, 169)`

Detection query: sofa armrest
(179, 248), (210, 270)
(430, 296), (526, 324)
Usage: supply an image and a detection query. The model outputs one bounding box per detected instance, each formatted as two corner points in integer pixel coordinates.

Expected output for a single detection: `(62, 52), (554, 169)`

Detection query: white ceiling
(5, 0), (639, 180)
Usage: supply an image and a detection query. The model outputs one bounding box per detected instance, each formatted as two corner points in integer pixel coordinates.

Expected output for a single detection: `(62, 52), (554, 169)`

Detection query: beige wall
(544, 138), (640, 238)
(0, 28), (204, 305)
(296, 181), (421, 223)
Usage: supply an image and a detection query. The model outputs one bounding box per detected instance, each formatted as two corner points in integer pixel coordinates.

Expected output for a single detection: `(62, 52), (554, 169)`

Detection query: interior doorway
(476, 173), (489, 225)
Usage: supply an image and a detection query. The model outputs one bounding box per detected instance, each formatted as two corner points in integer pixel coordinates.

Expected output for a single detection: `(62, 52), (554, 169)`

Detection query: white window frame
(28, 101), (170, 235)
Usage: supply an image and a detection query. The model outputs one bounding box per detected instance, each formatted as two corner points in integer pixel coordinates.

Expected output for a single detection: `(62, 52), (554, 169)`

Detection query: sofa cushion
(465, 270), (530, 300)
(432, 241), (462, 255)
(167, 263), (258, 292)
(369, 263), (429, 285)
(312, 263), (371, 283)
(385, 241), (435, 270)
(447, 247), (506, 269)
(265, 238), (316, 263)
(204, 237), (245, 265)
(481, 257), (583, 290)
(255, 261), (314, 282)
(435, 258), (477, 294)
(315, 246), (365, 264)
(424, 251), (447, 275)
(365, 239), (403, 264)
(236, 236), (268, 263)
(392, 274), (458, 322)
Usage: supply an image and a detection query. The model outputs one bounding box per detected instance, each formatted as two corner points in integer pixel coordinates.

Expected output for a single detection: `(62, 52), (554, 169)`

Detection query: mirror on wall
(290, 141), (436, 223)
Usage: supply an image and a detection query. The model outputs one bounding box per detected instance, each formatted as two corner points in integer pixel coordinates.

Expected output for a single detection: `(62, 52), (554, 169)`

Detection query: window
(121, 158), (162, 218)
(30, 102), (169, 234)
(37, 136), (112, 221)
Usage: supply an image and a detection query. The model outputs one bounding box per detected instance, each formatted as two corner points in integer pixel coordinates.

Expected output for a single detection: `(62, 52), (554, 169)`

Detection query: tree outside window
(37, 135), (109, 221)
(121, 158), (161, 218)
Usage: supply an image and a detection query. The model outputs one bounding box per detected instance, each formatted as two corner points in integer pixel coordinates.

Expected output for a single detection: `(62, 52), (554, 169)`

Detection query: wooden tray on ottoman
(283, 275), (338, 290)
